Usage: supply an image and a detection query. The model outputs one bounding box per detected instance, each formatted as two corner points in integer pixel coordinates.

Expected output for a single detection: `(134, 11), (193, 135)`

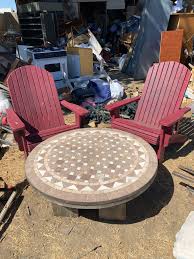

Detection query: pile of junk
(0, 14), (141, 131)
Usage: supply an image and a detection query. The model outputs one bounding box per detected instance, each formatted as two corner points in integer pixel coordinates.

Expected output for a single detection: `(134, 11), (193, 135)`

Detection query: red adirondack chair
(105, 62), (191, 161)
(6, 65), (89, 157)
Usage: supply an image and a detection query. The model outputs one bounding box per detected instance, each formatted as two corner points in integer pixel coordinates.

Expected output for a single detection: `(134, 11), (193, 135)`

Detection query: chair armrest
(60, 100), (89, 117)
(160, 107), (191, 128)
(6, 108), (25, 132)
(105, 96), (141, 112)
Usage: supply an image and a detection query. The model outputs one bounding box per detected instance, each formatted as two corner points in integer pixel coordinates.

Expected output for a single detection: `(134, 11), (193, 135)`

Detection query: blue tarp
(125, 0), (172, 80)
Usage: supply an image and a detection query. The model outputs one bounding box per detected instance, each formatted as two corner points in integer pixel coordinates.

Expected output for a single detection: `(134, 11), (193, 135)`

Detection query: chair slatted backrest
(134, 62), (191, 128)
(7, 65), (64, 133)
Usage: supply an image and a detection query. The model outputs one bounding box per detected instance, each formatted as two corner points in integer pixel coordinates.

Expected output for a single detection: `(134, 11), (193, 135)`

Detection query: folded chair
(105, 62), (191, 161)
(6, 65), (89, 157)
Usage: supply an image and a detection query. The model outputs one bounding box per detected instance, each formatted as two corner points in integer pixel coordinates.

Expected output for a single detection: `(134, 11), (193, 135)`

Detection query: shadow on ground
(82, 164), (174, 224)
(165, 118), (194, 160)
(108, 69), (145, 86)
(109, 70), (133, 86)
(125, 164), (174, 223)
(166, 140), (194, 160)
(0, 148), (9, 160)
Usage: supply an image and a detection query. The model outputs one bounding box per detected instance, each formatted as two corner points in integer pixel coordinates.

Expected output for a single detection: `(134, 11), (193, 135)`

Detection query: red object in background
(105, 62), (191, 161)
(0, 113), (7, 126)
(6, 65), (89, 157)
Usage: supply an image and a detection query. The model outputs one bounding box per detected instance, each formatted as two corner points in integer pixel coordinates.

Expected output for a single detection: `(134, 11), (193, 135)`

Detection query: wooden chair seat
(106, 62), (191, 161)
(112, 118), (161, 145)
(6, 65), (89, 157)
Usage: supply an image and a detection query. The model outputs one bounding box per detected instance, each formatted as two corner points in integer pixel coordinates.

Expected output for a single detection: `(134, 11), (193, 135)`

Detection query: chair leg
(21, 136), (29, 158)
(75, 114), (81, 128)
(157, 130), (165, 162)
(157, 145), (165, 163)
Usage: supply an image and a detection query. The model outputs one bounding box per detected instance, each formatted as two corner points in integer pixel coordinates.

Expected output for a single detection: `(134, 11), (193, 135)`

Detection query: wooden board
(160, 30), (184, 62)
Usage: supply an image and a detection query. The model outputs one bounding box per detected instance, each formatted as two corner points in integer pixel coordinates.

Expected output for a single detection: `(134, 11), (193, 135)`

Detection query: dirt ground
(0, 73), (194, 259)
(0, 138), (194, 259)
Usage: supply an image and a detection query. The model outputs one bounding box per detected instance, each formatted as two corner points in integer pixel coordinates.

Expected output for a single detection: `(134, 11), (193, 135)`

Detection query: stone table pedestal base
(99, 204), (127, 221)
(52, 204), (79, 218)
(52, 203), (127, 221)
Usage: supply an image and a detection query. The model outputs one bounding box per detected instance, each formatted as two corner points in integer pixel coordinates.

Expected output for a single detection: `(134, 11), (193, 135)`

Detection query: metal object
(178, 165), (194, 177)
(174, 166), (194, 195)
(26, 47), (68, 89)
(0, 190), (17, 223)
(172, 171), (194, 184)
(0, 180), (29, 224)
(186, 186), (194, 194)
(180, 182), (194, 195)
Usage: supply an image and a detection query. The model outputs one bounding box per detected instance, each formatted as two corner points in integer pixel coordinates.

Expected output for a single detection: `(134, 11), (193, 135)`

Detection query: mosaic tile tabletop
(25, 129), (158, 209)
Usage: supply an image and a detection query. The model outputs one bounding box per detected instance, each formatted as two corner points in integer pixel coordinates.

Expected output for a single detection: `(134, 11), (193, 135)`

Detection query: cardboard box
(67, 47), (93, 78)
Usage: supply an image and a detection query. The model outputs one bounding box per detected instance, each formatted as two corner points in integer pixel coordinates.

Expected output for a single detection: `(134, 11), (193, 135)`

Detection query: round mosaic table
(25, 128), (158, 219)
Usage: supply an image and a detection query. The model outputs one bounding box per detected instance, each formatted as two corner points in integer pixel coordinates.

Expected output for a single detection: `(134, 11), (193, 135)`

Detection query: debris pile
(1, 0), (194, 126)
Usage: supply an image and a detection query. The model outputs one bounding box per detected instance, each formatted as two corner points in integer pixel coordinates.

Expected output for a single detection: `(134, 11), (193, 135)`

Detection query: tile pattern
(26, 129), (158, 208)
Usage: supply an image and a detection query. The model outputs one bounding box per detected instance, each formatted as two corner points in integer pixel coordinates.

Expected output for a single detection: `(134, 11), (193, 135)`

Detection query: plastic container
(173, 211), (194, 259)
